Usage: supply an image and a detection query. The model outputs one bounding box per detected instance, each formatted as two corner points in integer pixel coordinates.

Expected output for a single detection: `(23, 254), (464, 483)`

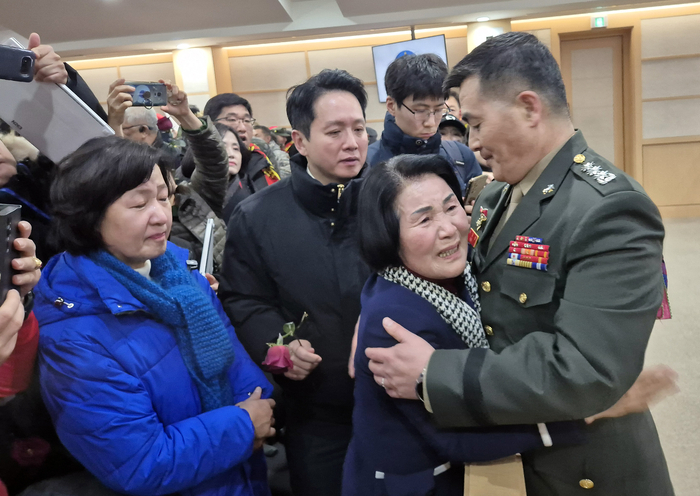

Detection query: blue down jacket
(33, 243), (273, 496)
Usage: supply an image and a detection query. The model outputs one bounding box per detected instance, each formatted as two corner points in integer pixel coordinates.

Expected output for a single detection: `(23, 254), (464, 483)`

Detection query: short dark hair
(446, 89), (460, 102)
(385, 53), (448, 107)
(286, 69), (367, 139)
(444, 32), (568, 116)
(179, 123), (251, 179)
(203, 93), (253, 120)
(254, 125), (273, 139)
(50, 136), (172, 256)
(358, 154), (462, 272)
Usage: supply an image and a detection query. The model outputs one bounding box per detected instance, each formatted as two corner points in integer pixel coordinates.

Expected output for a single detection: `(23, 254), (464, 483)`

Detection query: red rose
(11, 437), (51, 467)
(262, 345), (294, 373)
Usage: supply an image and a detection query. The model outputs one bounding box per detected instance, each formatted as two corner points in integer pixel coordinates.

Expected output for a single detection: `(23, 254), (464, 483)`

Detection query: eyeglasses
(215, 115), (256, 126)
(401, 103), (447, 121)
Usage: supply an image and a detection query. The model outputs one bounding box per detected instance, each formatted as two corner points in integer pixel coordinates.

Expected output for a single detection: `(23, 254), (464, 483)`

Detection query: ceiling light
(177, 43), (190, 50)
(476, 17), (490, 22)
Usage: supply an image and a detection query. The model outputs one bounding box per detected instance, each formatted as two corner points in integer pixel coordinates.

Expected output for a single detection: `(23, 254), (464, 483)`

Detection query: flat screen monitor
(372, 35), (448, 103)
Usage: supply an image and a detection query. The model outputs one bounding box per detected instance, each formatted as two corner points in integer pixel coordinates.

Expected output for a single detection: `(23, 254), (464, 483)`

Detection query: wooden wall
(515, 4), (700, 218)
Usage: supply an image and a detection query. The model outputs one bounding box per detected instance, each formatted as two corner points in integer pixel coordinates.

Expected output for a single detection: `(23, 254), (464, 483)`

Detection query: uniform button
(579, 479), (594, 489)
(484, 325), (493, 336)
(415, 140), (423, 146)
(331, 188), (335, 193)
(331, 208), (335, 212)
(331, 222), (335, 227)
(519, 293), (527, 304)
(481, 281), (491, 292)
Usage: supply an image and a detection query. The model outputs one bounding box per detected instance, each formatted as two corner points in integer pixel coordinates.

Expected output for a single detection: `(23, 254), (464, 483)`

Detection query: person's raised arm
(162, 81), (228, 216)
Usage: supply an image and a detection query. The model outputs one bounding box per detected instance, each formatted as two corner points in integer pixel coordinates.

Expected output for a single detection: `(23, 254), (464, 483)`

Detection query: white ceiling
(0, 0), (693, 58)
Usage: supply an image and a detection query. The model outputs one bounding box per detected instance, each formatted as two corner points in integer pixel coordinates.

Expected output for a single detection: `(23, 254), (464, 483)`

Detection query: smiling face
(221, 129), (243, 176)
(294, 90), (367, 185)
(460, 77), (537, 184)
(396, 174), (469, 280)
(100, 165), (172, 269)
(388, 95), (445, 140)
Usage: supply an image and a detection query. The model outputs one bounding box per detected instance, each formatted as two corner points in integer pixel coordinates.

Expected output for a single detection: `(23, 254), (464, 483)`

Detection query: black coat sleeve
(218, 206), (287, 365)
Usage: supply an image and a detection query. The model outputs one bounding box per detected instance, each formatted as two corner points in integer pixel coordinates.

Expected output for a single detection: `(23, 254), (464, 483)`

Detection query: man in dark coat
(363, 32), (674, 495)
(218, 69), (372, 496)
(367, 53), (482, 196)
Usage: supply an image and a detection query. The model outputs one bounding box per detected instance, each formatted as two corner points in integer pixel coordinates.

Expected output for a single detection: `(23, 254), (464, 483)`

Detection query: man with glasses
(203, 93), (282, 175)
(367, 53), (482, 196)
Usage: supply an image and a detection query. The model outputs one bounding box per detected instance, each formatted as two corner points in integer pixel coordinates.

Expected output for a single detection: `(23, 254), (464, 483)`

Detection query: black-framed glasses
(401, 103), (447, 121)
(215, 115), (256, 126)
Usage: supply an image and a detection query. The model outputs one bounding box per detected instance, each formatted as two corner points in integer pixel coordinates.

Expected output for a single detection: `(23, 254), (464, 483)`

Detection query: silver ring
(381, 377), (385, 389)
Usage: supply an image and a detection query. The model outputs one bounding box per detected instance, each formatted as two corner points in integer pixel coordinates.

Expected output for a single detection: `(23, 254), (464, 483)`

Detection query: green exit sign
(591, 15), (608, 28)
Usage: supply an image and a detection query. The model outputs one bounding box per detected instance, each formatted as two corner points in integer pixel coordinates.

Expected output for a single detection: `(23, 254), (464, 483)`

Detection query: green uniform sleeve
(428, 190), (664, 428)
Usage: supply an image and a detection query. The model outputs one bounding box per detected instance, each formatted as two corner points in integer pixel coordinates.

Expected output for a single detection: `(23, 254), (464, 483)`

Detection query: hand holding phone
(464, 173), (490, 205)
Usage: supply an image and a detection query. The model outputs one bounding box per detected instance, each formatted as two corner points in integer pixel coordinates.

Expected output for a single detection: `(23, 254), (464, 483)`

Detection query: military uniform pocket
(500, 268), (556, 308)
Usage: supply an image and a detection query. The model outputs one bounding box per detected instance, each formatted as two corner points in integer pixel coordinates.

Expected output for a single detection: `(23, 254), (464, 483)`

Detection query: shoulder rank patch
(580, 161), (616, 185)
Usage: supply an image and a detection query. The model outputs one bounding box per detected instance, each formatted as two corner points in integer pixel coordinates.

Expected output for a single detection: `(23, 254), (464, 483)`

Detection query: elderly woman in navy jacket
(342, 154), (585, 496)
(34, 137), (275, 496)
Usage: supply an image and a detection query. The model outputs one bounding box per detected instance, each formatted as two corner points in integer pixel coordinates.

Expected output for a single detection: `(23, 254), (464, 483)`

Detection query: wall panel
(120, 62), (175, 85)
(308, 46), (375, 80)
(641, 14), (700, 58)
(642, 56), (700, 100)
(643, 141), (700, 206)
(445, 37), (468, 67)
(230, 52), (308, 92)
(643, 99), (700, 139)
(77, 66), (119, 103)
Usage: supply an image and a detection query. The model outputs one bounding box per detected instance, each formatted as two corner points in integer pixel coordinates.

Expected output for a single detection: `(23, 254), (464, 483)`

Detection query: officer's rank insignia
(542, 184), (555, 194)
(574, 154), (586, 164)
(475, 207), (488, 231)
(580, 161), (616, 185)
(468, 228), (479, 248)
(507, 238), (549, 272)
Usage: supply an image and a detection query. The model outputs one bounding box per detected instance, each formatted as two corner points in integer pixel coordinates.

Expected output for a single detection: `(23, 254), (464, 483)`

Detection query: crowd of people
(0, 30), (679, 496)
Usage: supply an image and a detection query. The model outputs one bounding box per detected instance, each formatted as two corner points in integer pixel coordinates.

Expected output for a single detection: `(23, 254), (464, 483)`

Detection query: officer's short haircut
(203, 93), (253, 120)
(385, 53), (448, 107)
(358, 154), (462, 272)
(447, 89), (460, 102)
(444, 32), (569, 117)
(254, 125), (273, 139)
(286, 69), (367, 139)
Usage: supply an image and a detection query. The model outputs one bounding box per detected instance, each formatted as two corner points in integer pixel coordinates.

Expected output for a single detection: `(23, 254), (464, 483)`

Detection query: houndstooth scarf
(379, 264), (490, 349)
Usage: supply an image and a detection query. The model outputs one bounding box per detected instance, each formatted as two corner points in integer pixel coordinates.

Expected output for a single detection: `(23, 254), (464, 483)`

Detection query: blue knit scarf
(91, 249), (235, 412)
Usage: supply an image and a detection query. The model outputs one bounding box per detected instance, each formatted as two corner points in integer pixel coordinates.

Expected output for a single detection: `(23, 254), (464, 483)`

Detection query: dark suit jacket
(425, 131), (674, 495)
(343, 274), (583, 496)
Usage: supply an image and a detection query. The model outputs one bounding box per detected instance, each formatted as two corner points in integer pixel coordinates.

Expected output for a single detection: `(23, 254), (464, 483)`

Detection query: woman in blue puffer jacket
(33, 136), (275, 496)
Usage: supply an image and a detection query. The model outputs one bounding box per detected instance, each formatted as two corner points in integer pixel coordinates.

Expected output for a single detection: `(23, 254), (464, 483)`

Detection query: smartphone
(0, 45), (35, 83)
(126, 82), (167, 107)
(464, 173), (490, 205)
(0, 204), (21, 302)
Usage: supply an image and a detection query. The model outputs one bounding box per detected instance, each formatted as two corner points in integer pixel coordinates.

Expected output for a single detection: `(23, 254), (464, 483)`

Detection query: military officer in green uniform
(365, 32), (674, 495)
